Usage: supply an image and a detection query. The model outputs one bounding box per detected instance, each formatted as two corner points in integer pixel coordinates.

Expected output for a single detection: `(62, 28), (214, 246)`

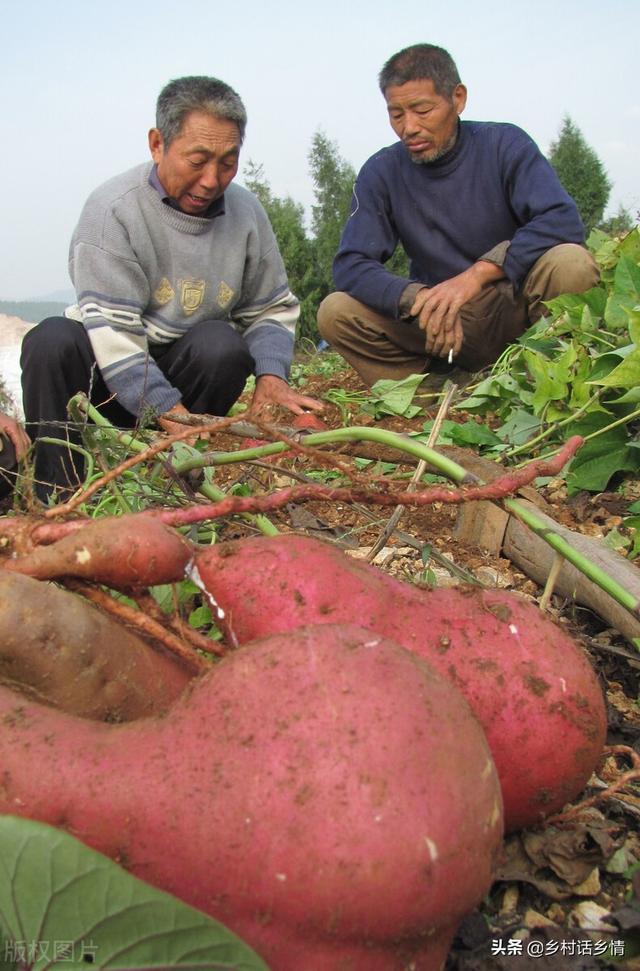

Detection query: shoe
(419, 365), (474, 392)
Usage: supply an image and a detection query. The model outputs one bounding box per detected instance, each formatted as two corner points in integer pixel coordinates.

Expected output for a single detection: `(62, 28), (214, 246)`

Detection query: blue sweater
(333, 121), (585, 319)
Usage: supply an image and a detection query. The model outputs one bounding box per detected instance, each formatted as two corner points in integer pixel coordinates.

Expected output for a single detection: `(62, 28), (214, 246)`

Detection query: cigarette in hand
(447, 348), (453, 364)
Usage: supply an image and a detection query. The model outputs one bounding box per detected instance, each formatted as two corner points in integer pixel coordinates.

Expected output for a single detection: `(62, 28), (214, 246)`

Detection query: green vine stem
(502, 497), (640, 617)
(173, 426), (476, 485)
(38, 437), (96, 491)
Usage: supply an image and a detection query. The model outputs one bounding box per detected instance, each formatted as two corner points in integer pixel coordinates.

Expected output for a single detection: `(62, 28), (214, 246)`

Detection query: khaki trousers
(317, 244), (599, 388)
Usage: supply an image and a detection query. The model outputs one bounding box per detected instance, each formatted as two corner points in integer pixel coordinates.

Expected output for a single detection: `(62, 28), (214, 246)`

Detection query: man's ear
(148, 128), (164, 163)
(453, 84), (468, 116)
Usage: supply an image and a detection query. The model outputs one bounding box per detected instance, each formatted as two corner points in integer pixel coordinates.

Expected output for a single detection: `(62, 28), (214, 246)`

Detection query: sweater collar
(148, 164), (226, 219)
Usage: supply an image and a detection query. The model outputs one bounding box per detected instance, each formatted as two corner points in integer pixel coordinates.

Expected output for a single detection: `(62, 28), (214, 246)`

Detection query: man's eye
(188, 159), (205, 167)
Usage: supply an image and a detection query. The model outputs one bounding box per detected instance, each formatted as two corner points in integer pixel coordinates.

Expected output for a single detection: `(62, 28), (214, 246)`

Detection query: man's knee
(181, 319), (252, 370)
(528, 244), (600, 300)
(317, 292), (361, 344)
(21, 316), (86, 368)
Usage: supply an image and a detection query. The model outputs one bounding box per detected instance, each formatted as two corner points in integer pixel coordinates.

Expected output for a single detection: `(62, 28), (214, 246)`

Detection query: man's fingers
(427, 312), (463, 358)
(409, 287), (431, 317)
(293, 395), (325, 414)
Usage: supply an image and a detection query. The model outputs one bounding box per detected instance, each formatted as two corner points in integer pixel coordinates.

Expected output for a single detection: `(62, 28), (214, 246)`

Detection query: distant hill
(29, 288), (75, 303)
(0, 300), (68, 324)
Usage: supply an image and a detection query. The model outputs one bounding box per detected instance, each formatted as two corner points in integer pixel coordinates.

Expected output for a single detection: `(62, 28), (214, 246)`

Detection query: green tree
(243, 161), (319, 343)
(308, 131), (357, 299)
(599, 203), (636, 237)
(548, 116), (612, 234)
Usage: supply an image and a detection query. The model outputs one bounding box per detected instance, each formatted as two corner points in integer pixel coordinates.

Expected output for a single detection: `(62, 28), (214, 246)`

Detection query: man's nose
(198, 162), (220, 192)
(402, 111), (423, 137)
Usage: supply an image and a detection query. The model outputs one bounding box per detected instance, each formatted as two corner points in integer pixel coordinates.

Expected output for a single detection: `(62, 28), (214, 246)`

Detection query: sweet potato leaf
(589, 347), (640, 389)
(565, 417), (640, 494)
(364, 373), (425, 418)
(495, 409), (541, 446)
(0, 816), (269, 970)
(420, 419), (502, 447)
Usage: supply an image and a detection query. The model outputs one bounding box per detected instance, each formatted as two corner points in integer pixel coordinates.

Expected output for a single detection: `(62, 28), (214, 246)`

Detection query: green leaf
(368, 373), (425, 416)
(603, 528), (631, 552)
(495, 409), (541, 445)
(589, 347), (640, 389)
(522, 349), (569, 413)
(619, 227), (640, 264)
(614, 255), (640, 302)
(433, 420), (502, 448)
(587, 229), (621, 270)
(458, 372), (523, 414)
(565, 417), (640, 494)
(189, 604), (214, 628)
(628, 308), (640, 346)
(588, 345), (633, 381)
(567, 445), (640, 494)
(0, 816), (269, 971)
(515, 335), (559, 356)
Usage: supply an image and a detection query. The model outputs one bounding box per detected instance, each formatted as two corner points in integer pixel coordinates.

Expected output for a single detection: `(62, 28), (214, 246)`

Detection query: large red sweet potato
(0, 572), (191, 720)
(192, 533), (607, 831)
(0, 624), (503, 970)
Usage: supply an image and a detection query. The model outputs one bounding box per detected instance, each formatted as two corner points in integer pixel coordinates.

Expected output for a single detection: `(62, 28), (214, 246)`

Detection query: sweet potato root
(0, 572), (191, 720)
(0, 623), (503, 970)
(3, 513), (192, 588)
(193, 533), (607, 831)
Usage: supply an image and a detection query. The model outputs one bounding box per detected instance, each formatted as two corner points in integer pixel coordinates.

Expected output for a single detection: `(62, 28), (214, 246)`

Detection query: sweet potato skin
(194, 533), (607, 831)
(0, 572), (191, 719)
(2, 513), (192, 587)
(0, 624), (503, 970)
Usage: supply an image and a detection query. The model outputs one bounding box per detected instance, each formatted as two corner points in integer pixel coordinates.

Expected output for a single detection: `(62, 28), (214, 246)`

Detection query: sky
(1, 0), (638, 300)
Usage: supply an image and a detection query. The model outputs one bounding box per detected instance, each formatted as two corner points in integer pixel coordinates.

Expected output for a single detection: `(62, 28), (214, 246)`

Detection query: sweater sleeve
(332, 162), (411, 319)
(498, 130), (586, 287)
(230, 205), (298, 381)
(69, 214), (181, 418)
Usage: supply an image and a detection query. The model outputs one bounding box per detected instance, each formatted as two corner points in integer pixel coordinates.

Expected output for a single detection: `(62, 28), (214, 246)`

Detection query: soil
(226, 358), (640, 971)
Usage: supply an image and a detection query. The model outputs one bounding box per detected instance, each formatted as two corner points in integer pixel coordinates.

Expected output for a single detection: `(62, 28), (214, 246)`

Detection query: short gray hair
(379, 44), (461, 98)
(156, 76), (247, 146)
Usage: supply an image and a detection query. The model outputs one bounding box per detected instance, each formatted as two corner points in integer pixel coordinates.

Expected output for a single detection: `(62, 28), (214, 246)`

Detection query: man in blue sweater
(318, 44), (599, 387)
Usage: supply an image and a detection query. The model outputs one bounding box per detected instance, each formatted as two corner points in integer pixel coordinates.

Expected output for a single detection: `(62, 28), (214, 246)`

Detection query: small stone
(546, 903), (566, 924)
(500, 886), (519, 914)
(571, 867), (601, 897)
(372, 547), (396, 567)
(476, 566), (500, 586)
(524, 909), (557, 929)
(567, 901), (617, 933)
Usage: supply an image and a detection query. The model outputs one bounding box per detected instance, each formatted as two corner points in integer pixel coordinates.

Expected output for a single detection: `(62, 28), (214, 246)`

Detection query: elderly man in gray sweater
(22, 75), (321, 498)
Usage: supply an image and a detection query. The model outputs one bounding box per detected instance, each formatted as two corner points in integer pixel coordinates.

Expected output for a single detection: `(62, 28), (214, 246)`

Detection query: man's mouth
(405, 140), (432, 152)
(187, 193), (212, 206)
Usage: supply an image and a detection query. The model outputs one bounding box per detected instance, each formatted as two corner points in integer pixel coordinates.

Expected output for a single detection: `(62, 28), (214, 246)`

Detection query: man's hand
(0, 413), (30, 460)
(411, 261), (505, 359)
(249, 374), (324, 420)
(157, 402), (200, 443)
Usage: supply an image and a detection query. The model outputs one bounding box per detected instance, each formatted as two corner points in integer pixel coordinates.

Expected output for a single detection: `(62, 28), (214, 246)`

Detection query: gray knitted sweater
(66, 163), (298, 416)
